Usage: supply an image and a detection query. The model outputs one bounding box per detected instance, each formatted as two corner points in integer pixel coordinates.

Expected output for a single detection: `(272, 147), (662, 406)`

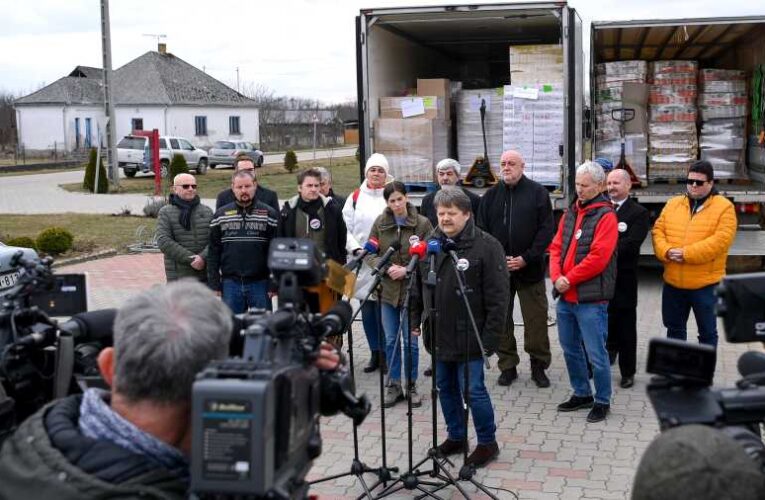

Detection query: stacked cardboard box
(502, 84), (564, 187)
(647, 61), (698, 181)
(699, 69), (748, 179)
(373, 78), (451, 183)
(509, 44), (564, 86)
(594, 61), (648, 181)
(455, 88), (504, 177)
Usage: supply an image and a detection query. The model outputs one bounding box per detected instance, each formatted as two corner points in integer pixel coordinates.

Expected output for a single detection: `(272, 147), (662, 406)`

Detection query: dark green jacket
(156, 199), (213, 282)
(367, 204), (432, 307)
(0, 395), (186, 500)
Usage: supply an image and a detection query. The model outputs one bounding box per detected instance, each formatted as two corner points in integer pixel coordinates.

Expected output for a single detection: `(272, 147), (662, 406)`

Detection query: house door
(85, 118), (92, 148)
(75, 118), (81, 149)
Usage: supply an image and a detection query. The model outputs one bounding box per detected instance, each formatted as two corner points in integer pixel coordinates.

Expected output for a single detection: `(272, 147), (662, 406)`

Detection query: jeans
(221, 279), (269, 315)
(360, 300), (382, 353)
(381, 302), (418, 383)
(556, 300), (612, 405)
(436, 359), (496, 445)
(662, 283), (718, 347)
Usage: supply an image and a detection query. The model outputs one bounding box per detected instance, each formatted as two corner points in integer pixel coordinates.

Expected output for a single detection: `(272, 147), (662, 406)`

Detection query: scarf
(79, 388), (189, 480)
(297, 197), (323, 231)
(170, 194), (200, 231)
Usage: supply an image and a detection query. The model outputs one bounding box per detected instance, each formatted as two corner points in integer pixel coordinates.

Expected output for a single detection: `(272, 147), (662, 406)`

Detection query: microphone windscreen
(326, 301), (353, 332)
(737, 350), (765, 377)
(427, 239), (441, 255)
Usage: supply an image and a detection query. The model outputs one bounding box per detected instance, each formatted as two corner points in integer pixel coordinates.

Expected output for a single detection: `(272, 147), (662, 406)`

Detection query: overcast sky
(0, 0), (761, 104)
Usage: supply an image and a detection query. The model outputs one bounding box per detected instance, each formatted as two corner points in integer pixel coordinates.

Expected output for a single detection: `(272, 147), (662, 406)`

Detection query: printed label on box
(513, 87), (539, 100)
(400, 98), (425, 118)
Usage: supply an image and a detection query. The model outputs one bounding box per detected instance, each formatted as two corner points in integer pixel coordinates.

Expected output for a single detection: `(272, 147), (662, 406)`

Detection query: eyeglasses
(685, 179), (708, 187)
(176, 184), (197, 190)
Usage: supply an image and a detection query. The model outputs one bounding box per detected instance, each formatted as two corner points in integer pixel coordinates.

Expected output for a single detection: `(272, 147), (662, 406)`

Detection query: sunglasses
(685, 179), (708, 186)
(176, 184), (197, 189)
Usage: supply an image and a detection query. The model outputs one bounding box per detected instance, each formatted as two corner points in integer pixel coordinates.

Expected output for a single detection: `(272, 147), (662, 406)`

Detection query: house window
(132, 118), (143, 131)
(194, 116), (207, 136)
(229, 116), (241, 135)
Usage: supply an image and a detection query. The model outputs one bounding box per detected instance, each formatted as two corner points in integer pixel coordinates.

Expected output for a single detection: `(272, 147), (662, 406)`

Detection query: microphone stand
(373, 266), (449, 499)
(309, 265), (397, 497)
(448, 257), (498, 499)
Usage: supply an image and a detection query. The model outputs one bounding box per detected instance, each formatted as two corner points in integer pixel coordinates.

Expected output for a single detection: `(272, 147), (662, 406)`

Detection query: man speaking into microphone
(367, 182), (432, 408)
(411, 188), (509, 468)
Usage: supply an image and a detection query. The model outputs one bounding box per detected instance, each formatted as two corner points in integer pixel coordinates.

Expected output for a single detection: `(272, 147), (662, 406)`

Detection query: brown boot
(465, 441), (499, 468)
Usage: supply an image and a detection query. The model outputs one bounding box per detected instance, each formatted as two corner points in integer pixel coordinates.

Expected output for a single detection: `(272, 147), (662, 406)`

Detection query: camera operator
(0, 280), (341, 498)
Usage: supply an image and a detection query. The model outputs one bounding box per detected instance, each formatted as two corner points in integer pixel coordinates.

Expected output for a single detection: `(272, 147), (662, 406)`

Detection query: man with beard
(215, 155), (279, 212)
(420, 158), (481, 228)
(156, 173), (213, 282)
(208, 170), (279, 314)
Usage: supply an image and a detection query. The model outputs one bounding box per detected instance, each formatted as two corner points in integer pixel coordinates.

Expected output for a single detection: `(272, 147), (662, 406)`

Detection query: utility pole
(236, 67), (240, 93)
(312, 113), (318, 162)
(100, 0), (119, 187)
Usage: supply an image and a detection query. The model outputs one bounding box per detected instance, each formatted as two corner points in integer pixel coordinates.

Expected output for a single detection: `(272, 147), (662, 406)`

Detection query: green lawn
(1, 214), (158, 257)
(59, 158), (362, 200)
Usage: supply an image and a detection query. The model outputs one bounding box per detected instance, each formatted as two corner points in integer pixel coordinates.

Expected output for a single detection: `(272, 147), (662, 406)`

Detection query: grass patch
(59, 157), (362, 200)
(1, 214), (158, 257)
(0, 165), (85, 177)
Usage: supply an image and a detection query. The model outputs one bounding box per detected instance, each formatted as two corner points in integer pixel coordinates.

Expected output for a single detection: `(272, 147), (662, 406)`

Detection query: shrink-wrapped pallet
(455, 89), (504, 177)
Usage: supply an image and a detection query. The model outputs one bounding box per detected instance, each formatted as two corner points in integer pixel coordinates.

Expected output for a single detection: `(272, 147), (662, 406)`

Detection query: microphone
(405, 241), (428, 276)
(371, 241), (401, 276)
(738, 351), (765, 377)
(442, 237), (460, 264)
(426, 239), (441, 285)
(344, 237), (379, 270)
(317, 301), (353, 337)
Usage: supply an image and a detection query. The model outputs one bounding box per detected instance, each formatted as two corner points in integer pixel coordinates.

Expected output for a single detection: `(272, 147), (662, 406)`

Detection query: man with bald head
(606, 168), (649, 388)
(156, 173), (214, 282)
(477, 150), (554, 388)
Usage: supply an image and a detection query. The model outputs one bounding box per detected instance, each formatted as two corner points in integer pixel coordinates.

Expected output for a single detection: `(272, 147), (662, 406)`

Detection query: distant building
(14, 44), (259, 153)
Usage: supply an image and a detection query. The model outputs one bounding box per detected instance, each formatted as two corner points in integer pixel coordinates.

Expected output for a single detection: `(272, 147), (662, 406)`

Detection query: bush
(5, 236), (37, 251)
(36, 227), (74, 255)
(355, 147), (360, 164)
(284, 149), (298, 173)
(143, 196), (168, 218)
(169, 154), (189, 180)
(83, 148), (109, 193)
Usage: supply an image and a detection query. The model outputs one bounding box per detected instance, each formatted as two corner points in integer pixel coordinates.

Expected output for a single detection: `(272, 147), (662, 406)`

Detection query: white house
(14, 45), (259, 153)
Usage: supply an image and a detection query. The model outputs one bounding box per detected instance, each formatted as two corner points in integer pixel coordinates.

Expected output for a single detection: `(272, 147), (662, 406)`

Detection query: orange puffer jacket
(652, 193), (736, 289)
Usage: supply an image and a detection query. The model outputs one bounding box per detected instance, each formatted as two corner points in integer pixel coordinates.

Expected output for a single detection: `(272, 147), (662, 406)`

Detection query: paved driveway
(57, 254), (756, 499)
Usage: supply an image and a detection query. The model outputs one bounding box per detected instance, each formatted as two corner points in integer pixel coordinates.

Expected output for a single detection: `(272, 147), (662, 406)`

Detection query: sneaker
(423, 367), (432, 377)
(557, 395), (594, 412)
(620, 376), (635, 389)
(435, 438), (467, 457)
(530, 362), (550, 388)
(586, 403), (610, 423)
(465, 441), (499, 468)
(497, 367), (518, 386)
(407, 382), (422, 408)
(383, 383), (405, 408)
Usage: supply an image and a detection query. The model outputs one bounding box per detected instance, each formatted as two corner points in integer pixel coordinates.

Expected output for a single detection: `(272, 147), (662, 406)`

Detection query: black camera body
(190, 239), (369, 499)
(646, 272), (765, 432)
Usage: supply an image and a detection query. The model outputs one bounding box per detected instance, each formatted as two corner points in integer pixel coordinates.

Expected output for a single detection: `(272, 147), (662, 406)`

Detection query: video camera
(190, 238), (371, 500)
(646, 272), (765, 465)
(0, 252), (110, 444)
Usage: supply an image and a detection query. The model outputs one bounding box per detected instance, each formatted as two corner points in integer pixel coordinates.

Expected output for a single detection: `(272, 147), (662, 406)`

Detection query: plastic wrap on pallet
(698, 92), (748, 106)
(373, 118), (450, 183)
(699, 105), (747, 120)
(699, 118), (747, 179)
(593, 134), (648, 182)
(749, 137), (765, 182)
(648, 84), (697, 105)
(699, 69), (746, 82)
(648, 159), (694, 181)
(456, 88), (504, 177)
(700, 80), (746, 93)
(596, 74), (648, 86)
(502, 84), (564, 187)
(649, 60), (698, 74)
(649, 104), (698, 122)
(596, 60), (647, 76)
(508, 44), (564, 86)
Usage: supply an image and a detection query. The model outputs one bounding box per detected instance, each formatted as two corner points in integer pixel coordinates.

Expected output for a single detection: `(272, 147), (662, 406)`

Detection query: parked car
(207, 141), (264, 168)
(117, 135), (209, 178)
(0, 242), (39, 299)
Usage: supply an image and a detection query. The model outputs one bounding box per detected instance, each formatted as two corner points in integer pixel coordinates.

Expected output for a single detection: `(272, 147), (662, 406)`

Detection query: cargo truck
(355, 4), (765, 264)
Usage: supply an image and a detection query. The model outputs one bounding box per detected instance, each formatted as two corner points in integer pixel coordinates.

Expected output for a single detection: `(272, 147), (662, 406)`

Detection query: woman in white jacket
(343, 153), (390, 373)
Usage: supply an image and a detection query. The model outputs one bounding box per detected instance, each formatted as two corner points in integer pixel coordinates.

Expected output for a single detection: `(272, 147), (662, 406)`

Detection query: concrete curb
(52, 248), (119, 268)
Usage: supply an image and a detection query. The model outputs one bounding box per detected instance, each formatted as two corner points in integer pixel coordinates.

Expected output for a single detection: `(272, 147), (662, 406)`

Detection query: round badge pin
(618, 222), (628, 233)
(575, 229), (583, 240)
(309, 218), (322, 230)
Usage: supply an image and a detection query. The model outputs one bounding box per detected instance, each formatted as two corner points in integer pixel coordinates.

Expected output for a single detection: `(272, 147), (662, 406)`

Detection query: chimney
(158, 43), (167, 55)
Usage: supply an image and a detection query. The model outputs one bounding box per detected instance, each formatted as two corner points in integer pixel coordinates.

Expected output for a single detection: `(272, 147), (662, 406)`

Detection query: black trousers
(607, 304), (637, 378)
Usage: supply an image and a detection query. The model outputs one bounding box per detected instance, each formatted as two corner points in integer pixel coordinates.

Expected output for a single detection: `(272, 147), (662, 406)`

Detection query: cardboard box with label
(379, 96), (446, 120)
(373, 118), (451, 183)
(417, 78), (451, 120)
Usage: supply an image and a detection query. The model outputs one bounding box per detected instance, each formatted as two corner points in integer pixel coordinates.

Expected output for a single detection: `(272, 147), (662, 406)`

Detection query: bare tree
(0, 89), (18, 152)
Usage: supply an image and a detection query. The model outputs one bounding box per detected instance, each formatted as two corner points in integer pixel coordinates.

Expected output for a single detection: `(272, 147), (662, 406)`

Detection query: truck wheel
(209, 163), (217, 169)
(160, 160), (170, 179)
(472, 177), (486, 189)
(125, 170), (137, 178)
(196, 158), (208, 175)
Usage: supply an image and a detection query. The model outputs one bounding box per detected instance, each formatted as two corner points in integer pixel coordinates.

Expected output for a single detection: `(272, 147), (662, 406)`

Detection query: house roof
(16, 51), (256, 108)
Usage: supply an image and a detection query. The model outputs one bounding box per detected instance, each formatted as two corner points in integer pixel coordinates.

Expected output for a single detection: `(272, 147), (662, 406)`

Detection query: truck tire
(160, 160), (170, 179)
(124, 169), (137, 178)
(257, 155), (264, 167)
(196, 158), (208, 175)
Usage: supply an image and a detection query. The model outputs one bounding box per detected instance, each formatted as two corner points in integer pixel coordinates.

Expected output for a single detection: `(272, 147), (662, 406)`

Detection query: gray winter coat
(156, 200), (213, 281)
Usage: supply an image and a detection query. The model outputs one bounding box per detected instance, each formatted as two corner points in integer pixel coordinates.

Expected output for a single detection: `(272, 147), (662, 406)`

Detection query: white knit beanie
(365, 153), (390, 176)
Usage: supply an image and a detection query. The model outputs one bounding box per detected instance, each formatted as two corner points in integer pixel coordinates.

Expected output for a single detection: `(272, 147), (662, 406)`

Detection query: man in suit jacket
(606, 169), (649, 388)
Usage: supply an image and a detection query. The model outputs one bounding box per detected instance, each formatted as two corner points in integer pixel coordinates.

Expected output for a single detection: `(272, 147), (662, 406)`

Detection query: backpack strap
(352, 188), (361, 210)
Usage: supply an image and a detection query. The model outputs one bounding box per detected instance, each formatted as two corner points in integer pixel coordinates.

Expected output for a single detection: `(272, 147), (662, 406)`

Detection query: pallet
(403, 182), (438, 193)
(646, 177), (684, 184)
